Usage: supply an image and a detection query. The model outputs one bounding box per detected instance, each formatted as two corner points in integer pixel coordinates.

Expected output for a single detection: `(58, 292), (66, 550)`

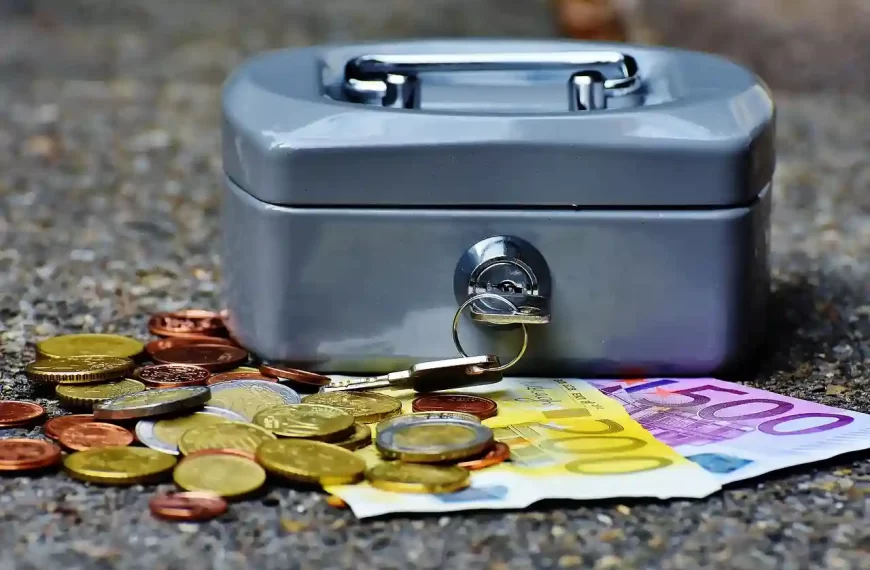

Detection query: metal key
(322, 355), (503, 393)
(470, 289), (550, 325)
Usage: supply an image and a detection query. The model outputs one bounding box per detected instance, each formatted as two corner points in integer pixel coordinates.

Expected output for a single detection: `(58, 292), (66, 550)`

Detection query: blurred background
(1, 0), (868, 92)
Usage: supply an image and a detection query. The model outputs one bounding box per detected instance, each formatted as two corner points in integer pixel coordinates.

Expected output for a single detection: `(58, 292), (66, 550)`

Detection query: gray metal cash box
(220, 39), (774, 378)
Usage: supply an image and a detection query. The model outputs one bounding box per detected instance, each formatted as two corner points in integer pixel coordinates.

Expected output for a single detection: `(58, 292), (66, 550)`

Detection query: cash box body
(220, 39), (775, 377)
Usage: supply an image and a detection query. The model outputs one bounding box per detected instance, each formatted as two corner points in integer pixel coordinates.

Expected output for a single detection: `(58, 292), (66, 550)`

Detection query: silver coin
(93, 386), (210, 420)
(376, 411), (480, 432)
(135, 406), (248, 455)
(375, 417), (494, 463)
(204, 380), (301, 421)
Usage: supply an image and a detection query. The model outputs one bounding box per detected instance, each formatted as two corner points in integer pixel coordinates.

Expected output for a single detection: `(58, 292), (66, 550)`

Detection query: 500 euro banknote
(589, 378), (870, 484)
(326, 377), (722, 518)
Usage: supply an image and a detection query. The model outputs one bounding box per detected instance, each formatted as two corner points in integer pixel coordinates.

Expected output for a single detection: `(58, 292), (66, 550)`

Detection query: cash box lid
(222, 39), (775, 208)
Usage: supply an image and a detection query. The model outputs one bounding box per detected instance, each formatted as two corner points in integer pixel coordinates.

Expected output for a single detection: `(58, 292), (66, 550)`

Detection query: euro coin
(59, 422), (135, 451)
(376, 417), (494, 463)
(93, 386), (210, 420)
(365, 462), (470, 494)
(135, 406), (248, 455)
(0, 439), (63, 472)
(331, 422), (372, 451)
(149, 491), (227, 522)
(205, 380), (300, 421)
(411, 394), (498, 420)
(36, 334), (144, 359)
(64, 446), (177, 485)
(301, 392), (401, 423)
(151, 345), (247, 372)
(256, 439), (366, 486)
(25, 356), (134, 385)
(135, 364), (210, 388)
(253, 404), (354, 441)
(456, 442), (511, 471)
(56, 379), (146, 410)
(43, 414), (96, 440)
(173, 453), (266, 498)
(178, 422), (276, 456)
(0, 401), (46, 427)
(376, 411), (481, 431)
(145, 336), (236, 358)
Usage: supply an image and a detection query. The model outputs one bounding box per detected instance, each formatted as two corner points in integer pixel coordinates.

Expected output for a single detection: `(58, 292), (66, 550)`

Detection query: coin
(302, 392), (401, 424)
(205, 380), (301, 421)
(149, 491), (228, 522)
(36, 334), (144, 359)
(0, 401), (46, 427)
(256, 439), (366, 486)
(177, 422), (276, 456)
(258, 364), (331, 388)
(43, 414), (96, 440)
(0, 439), (63, 471)
(252, 404), (355, 441)
(377, 411), (481, 428)
(56, 379), (146, 409)
(25, 356), (135, 385)
(365, 462), (470, 494)
(173, 453), (266, 498)
(135, 364), (211, 388)
(331, 422), (372, 451)
(456, 442), (511, 471)
(412, 394), (498, 420)
(145, 336), (236, 358)
(148, 310), (226, 338)
(152, 345), (248, 372)
(376, 417), (494, 463)
(59, 422), (135, 451)
(93, 386), (210, 420)
(183, 448), (257, 462)
(135, 406), (248, 455)
(205, 371), (276, 386)
(64, 446), (177, 485)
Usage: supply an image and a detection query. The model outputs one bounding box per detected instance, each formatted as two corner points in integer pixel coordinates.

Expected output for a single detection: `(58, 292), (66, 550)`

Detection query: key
(322, 355), (503, 393)
(470, 291), (551, 325)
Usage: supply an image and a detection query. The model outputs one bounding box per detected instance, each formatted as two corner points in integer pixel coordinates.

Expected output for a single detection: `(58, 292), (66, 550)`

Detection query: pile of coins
(1, 309), (508, 521)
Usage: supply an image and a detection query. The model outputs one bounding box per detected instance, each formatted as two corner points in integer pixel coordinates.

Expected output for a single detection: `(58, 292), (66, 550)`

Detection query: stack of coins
(7, 309), (509, 522)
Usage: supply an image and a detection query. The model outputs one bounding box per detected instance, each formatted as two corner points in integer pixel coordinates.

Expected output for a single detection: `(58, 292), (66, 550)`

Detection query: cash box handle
(342, 51), (641, 111)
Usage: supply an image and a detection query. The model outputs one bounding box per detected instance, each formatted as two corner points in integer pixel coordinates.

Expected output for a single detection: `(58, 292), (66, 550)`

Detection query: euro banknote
(326, 377), (722, 518)
(588, 378), (870, 484)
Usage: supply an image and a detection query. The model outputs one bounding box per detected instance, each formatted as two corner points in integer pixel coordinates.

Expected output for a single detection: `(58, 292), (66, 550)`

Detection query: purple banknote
(588, 378), (870, 483)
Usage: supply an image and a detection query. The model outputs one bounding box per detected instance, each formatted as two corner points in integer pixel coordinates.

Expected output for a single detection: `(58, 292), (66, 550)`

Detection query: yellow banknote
(326, 378), (722, 518)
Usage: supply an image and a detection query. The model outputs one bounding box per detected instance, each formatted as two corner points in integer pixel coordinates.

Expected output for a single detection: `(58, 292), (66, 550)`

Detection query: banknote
(588, 378), (870, 484)
(326, 377), (722, 518)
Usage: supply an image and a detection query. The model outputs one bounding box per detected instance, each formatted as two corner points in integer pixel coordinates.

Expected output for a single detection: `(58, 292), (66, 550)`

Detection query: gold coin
(256, 439), (366, 485)
(332, 422), (372, 451)
(302, 392), (402, 423)
(64, 446), (177, 485)
(178, 422), (276, 456)
(252, 404), (355, 441)
(25, 356), (135, 385)
(230, 367), (260, 373)
(365, 462), (470, 494)
(56, 379), (146, 409)
(37, 334), (144, 359)
(173, 454), (266, 498)
(205, 381), (301, 421)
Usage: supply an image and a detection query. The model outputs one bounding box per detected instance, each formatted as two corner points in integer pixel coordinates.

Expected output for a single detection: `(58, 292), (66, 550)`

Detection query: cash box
(220, 39), (775, 378)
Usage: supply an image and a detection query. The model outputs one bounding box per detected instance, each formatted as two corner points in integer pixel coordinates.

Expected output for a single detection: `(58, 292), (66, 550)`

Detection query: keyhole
(496, 280), (524, 294)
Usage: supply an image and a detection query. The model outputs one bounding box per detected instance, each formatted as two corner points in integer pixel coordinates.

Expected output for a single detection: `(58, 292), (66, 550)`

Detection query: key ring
(452, 292), (528, 373)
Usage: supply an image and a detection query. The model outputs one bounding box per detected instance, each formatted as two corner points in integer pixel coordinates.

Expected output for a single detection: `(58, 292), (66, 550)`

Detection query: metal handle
(342, 51), (641, 111)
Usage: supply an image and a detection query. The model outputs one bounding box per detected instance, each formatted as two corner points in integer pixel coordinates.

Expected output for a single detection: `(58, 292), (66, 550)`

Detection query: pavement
(1, 1), (870, 569)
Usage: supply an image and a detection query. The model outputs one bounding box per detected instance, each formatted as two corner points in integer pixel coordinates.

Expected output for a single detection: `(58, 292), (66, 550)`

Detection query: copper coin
(43, 414), (96, 440)
(136, 364), (211, 388)
(145, 336), (236, 358)
(411, 394), (498, 420)
(151, 345), (248, 372)
(259, 364), (331, 387)
(206, 371), (276, 386)
(456, 442), (511, 471)
(59, 422), (135, 451)
(182, 448), (258, 462)
(0, 438), (62, 471)
(0, 401), (46, 427)
(148, 310), (226, 338)
(149, 491), (228, 522)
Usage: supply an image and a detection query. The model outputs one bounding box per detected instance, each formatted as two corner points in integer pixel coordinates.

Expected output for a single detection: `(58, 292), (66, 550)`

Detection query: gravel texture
(2, 1), (870, 569)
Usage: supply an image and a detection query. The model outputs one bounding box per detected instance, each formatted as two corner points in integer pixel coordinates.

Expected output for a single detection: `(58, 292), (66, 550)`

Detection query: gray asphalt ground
(2, 1), (870, 569)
